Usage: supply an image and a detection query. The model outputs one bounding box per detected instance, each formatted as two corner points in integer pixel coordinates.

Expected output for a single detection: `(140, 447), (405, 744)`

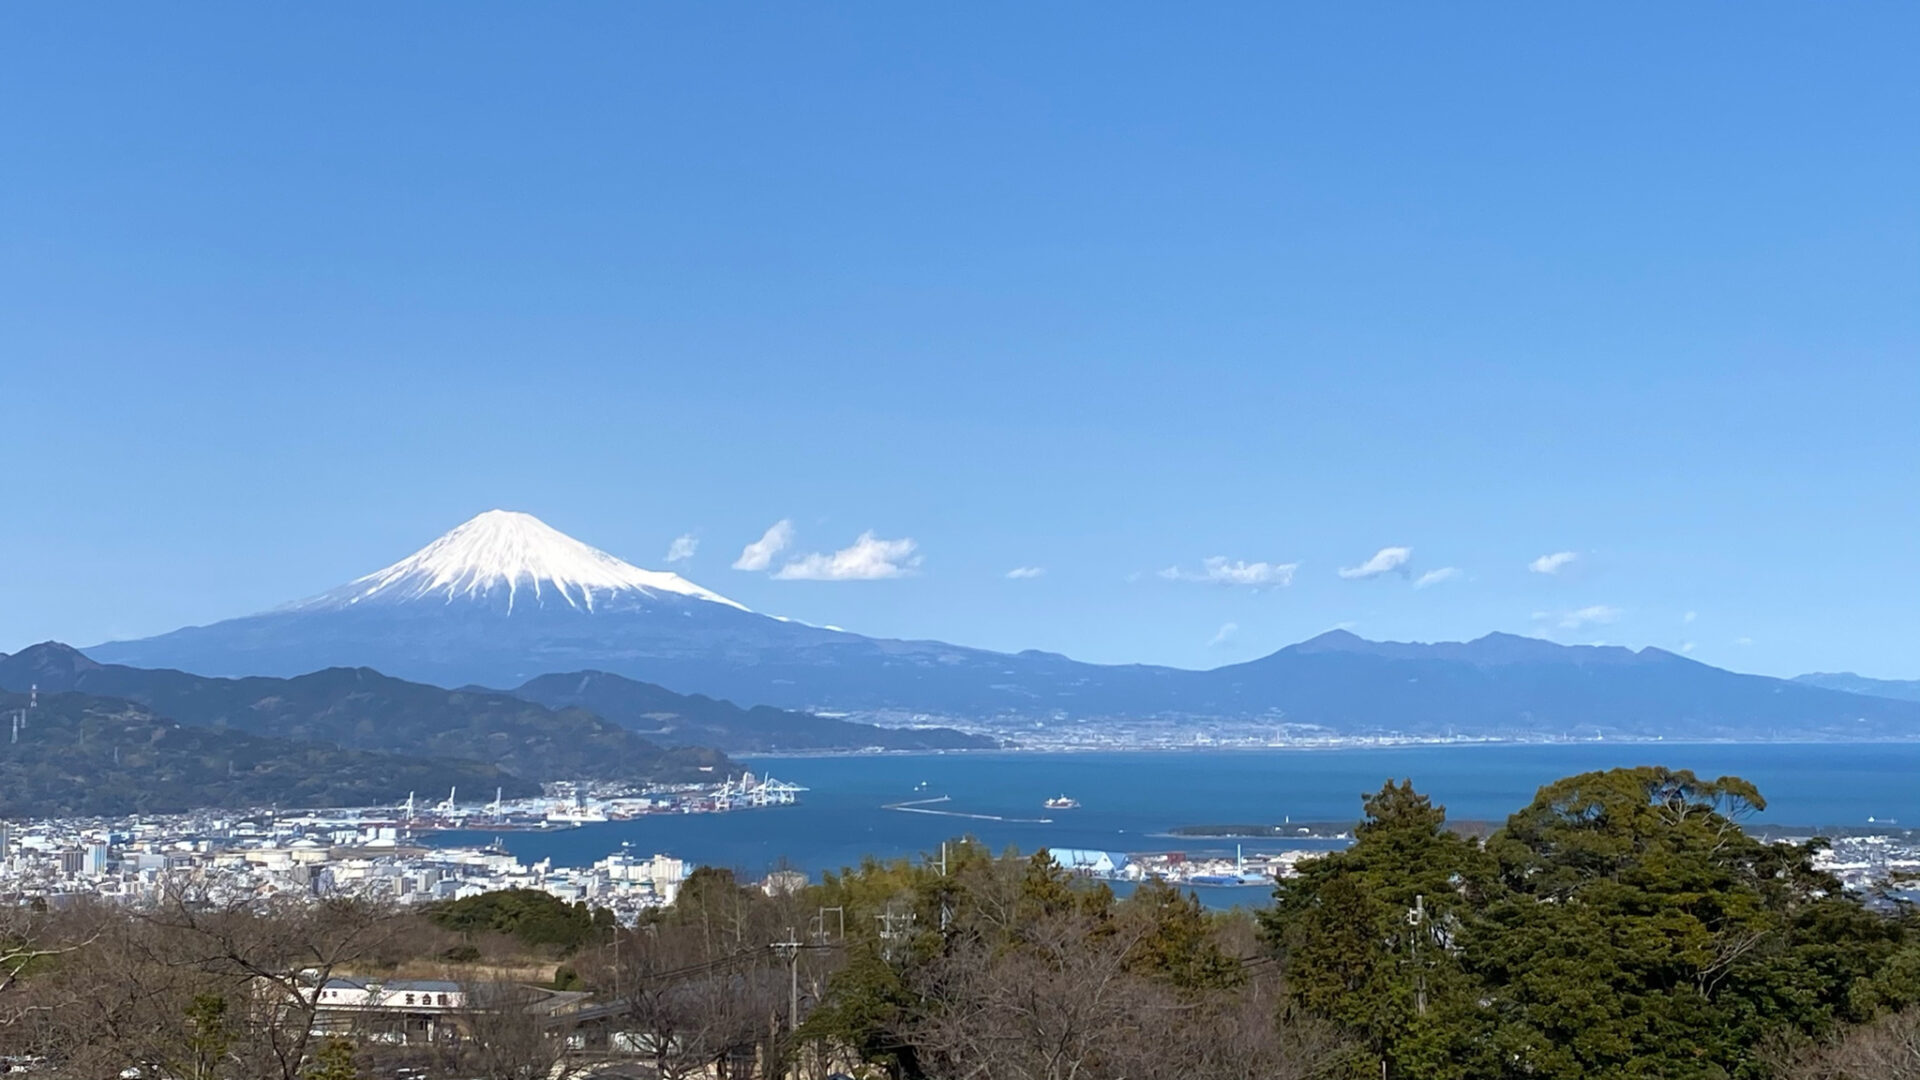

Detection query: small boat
(1044, 795), (1081, 810)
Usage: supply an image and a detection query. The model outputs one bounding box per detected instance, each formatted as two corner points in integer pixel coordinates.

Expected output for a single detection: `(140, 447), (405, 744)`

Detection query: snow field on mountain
(294, 510), (749, 614)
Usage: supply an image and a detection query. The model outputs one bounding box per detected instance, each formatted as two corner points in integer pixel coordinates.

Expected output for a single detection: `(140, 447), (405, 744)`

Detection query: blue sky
(3, 5), (1916, 678)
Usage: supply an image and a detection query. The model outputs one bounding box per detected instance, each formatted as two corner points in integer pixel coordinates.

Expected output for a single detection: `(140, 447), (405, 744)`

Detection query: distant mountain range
(1196, 630), (1920, 739)
(76, 510), (1920, 741)
(0, 639), (996, 816)
(0, 642), (725, 786)
(86, 510), (1146, 716)
(1793, 672), (1920, 704)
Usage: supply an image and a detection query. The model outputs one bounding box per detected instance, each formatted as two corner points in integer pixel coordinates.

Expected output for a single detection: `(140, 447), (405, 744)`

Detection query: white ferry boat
(1044, 795), (1081, 810)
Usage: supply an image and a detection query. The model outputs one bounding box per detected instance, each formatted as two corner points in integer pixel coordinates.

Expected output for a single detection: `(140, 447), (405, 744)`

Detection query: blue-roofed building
(1046, 848), (1127, 876)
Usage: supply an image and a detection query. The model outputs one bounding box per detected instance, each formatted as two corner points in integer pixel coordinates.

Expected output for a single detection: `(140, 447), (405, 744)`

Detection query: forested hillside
(0, 690), (536, 816)
(0, 643), (728, 785)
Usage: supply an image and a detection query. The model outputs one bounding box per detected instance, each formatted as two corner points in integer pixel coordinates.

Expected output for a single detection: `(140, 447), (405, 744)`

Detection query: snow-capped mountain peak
(293, 509), (748, 614)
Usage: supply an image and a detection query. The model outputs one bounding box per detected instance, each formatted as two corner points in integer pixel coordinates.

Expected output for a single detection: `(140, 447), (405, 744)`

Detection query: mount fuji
(86, 510), (1920, 739)
(87, 510), (1152, 713)
(285, 510), (748, 616)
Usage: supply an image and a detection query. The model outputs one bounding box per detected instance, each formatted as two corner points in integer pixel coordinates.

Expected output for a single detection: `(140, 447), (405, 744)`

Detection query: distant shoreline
(1162, 821), (1920, 841)
(737, 736), (1920, 761)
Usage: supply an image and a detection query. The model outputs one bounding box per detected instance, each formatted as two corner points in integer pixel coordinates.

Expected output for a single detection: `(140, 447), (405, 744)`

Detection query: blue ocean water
(427, 744), (1920, 893)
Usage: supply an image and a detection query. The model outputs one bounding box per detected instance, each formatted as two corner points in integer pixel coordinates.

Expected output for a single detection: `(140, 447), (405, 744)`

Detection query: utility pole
(939, 842), (952, 930)
(771, 927), (802, 1078)
(810, 906), (843, 944)
(1408, 894), (1427, 1017)
(875, 903), (914, 961)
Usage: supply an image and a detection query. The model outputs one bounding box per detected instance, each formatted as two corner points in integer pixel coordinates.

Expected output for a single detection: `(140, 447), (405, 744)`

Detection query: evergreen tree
(1262, 779), (1494, 1078)
(1468, 767), (1914, 1080)
(304, 1039), (360, 1080)
(1268, 768), (1920, 1079)
(1122, 877), (1245, 993)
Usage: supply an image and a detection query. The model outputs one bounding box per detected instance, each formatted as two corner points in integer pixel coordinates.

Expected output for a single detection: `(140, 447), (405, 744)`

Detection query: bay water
(427, 743), (1920, 903)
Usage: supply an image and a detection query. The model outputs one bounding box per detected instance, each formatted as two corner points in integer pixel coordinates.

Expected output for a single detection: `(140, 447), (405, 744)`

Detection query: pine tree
(304, 1039), (360, 1080)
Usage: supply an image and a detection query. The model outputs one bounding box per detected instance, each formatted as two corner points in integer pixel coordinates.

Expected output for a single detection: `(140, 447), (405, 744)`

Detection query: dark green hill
(510, 670), (998, 752)
(0, 689), (537, 817)
(0, 643), (727, 784)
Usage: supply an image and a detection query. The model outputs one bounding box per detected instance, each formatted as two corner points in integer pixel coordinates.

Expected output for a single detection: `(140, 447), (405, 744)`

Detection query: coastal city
(8, 776), (1920, 919)
(0, 782), (1315, 919)
(0, 772), (809, 923)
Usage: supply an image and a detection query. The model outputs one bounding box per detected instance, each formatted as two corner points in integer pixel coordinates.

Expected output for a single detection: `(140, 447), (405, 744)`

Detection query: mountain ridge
(0, 642), (727, 783)
(0, 687), (540, 818)
(1794, 672), (1920, 703)
(76, 510), (1920, 741)
(1278, 629), (1676, 667)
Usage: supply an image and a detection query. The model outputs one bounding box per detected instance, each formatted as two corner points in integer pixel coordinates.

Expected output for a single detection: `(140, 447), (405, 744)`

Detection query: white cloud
(1529, 551), (1579, 575)
(1683, 610), (1698, 624)
(733, 520), (794, 571)
(1339, 546), (1412, 581)
(1160, 556), (1298, 587)
(774, 531), (921, 581)
(1414, 567), (1460, 589)
(1005, 566), (1046, 580)
(1680, 642), (1697, 654)
(1734, 636), (1754, 647)
(1208, 622), (1239, 648)
(1542, 604), (1621, 631)
(665, 533), (698, 563)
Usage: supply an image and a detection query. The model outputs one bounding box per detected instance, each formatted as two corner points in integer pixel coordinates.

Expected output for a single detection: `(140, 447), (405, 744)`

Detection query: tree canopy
(424, 888), (614, 953)
(1263, 767), (1920, 1080)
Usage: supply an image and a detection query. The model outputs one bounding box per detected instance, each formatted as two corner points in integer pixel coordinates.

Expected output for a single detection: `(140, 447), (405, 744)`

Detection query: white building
(306, 978), (467, 1043)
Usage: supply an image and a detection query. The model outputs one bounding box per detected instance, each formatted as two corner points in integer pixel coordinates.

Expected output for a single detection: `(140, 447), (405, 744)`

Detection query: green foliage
(1266, 768), (1920, 1080)
(0, 690), (534, 817)
(304, 1039), (361, 1080)
(801, 940), (922, 1075)
(179, 993), (231, 1080)
(1121, 877), (1245, 993)
(1262, 779), (1494, 1078)
(1466, 767), (1898, 1080)
(796, 837), (1137, 1071)
(0, 645), (730, 787)
(1018, 850), (1114, 923)
(665, 866), (757, 924)
(425, 888), (614, 953)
